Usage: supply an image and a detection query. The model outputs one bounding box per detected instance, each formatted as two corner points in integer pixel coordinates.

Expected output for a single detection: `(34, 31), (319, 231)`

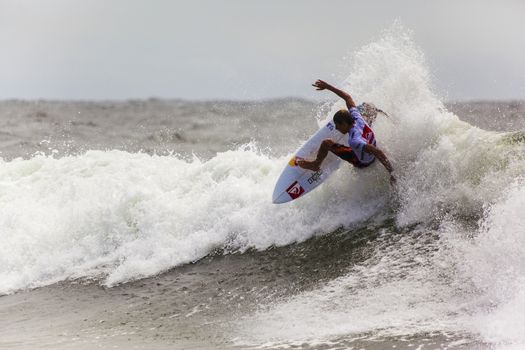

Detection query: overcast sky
(1, 0), (524, 100)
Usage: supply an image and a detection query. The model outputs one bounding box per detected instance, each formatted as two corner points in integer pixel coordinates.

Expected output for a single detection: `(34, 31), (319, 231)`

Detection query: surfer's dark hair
(333, 109), (354, 125)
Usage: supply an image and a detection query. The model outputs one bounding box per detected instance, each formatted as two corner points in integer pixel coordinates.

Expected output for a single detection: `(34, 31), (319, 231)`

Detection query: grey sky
(1, 0), (524, 100)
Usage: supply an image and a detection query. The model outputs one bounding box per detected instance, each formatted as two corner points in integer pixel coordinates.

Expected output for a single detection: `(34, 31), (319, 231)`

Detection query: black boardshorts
(329, 143), (375, 168)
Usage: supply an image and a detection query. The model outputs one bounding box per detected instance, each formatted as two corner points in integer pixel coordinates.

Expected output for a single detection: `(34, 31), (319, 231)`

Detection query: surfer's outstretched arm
(312, 80), (356, 109)
(363, 144), (396, 185)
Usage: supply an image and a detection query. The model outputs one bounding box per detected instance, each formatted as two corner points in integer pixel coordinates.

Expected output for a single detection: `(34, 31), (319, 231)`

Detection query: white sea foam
(234, 25), (525, 348)
(460, 182), (525, 349)
(237, 181), (525, 348)
(0, 145), (388, 295)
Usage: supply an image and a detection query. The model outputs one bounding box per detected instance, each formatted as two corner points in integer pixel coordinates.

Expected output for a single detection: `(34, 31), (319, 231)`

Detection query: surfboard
(272, 120), (347, 204)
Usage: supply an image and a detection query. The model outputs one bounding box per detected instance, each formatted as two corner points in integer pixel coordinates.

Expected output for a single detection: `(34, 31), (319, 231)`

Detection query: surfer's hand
(312, 80), (330, 91)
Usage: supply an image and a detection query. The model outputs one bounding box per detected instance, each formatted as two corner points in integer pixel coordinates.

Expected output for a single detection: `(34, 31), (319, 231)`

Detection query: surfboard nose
(272, 194), (287, 204)
(272, 188), (286, 204)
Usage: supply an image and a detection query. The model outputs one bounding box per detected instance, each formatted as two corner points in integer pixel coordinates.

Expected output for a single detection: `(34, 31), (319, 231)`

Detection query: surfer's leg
(329, 143), (363, 167)
(297, 140), (334, 171)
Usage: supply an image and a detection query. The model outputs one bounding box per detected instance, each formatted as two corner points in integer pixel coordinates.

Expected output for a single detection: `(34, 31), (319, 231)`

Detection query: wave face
(1, 25), (525, 349)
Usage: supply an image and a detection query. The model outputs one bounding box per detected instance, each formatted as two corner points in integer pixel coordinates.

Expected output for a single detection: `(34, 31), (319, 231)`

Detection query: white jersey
(348, 107), (376, 165)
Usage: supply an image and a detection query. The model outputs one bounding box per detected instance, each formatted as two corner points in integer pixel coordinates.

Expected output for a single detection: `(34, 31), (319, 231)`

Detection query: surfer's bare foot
(297, 160), (320, 172)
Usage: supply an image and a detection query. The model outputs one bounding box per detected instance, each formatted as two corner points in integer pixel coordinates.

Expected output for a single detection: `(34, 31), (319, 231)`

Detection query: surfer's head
(333, 109), (354, 133)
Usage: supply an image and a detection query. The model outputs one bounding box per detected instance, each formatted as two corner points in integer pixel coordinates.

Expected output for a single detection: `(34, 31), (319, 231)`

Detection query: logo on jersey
(307, 170), (323, 184)
(286, 181), (305, 199)
(362, 124), (375, 143)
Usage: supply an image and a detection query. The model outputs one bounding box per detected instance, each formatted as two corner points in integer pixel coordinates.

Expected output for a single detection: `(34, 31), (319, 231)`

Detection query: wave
(235, 180), (525, 349)
(0, 146), (388, 295)
(233, 25), (525, 349)
(1, 26), (524, 344)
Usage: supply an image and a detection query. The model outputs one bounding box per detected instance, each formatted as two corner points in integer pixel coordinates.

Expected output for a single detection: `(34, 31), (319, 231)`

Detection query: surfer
(297, 80), (396, 185)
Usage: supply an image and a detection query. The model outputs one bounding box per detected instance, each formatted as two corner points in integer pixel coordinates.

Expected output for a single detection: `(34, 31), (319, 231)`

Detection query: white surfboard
(272, 120), (347, 204)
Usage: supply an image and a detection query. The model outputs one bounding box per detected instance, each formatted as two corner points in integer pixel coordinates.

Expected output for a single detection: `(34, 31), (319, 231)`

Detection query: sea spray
(234, 25), (525, 348)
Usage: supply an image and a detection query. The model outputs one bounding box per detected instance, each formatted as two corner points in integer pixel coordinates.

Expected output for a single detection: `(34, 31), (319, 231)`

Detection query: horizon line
(1, 96), (524, 104)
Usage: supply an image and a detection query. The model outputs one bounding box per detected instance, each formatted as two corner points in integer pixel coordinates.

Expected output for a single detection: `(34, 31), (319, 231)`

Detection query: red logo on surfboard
(286, 181), (304, 199)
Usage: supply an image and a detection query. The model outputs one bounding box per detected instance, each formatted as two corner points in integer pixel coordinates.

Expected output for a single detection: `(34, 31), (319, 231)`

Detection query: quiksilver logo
(286, 181), (305, 199)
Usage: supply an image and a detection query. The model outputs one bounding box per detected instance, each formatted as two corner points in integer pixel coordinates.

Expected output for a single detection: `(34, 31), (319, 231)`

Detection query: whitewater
(1, 27), (525, 349)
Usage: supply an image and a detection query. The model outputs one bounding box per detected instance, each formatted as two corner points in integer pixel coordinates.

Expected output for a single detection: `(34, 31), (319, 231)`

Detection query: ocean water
(1, 28), (525, 349)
